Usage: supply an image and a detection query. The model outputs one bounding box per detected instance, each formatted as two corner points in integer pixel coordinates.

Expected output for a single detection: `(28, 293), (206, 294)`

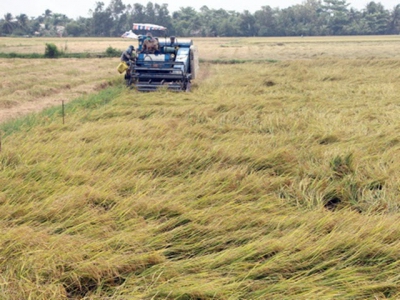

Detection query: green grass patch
(0, 52), (120, 59)
(0, 52), (44, 58)
(0, 49), (121, 59)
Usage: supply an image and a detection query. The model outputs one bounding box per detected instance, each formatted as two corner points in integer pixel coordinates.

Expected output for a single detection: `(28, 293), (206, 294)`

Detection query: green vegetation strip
(0, 52), (120, 59)
(0, 45), (121, 59)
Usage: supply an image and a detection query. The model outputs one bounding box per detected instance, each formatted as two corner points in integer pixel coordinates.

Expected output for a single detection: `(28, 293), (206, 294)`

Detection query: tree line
(1, 0), (400, 37)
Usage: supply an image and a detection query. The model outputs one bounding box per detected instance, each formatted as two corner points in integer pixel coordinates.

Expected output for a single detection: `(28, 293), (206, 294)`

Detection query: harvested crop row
(0, 58), (118, 122)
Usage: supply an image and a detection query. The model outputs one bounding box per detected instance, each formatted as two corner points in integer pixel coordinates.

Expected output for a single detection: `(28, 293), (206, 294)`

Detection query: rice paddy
(1, 36), (400, 299)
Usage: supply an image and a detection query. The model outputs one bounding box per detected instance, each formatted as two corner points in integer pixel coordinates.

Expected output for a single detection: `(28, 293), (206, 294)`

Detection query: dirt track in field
(0, 83), (109, 123)
(0, 58), (118, 124)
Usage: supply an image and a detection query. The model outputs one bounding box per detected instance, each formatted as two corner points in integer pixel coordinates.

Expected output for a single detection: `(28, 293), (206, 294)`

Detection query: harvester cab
(125, 23), (199, 92)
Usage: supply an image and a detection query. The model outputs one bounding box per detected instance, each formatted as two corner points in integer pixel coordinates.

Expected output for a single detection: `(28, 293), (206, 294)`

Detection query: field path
(0, 97), (58, 123)
(0, 58), (118, 124)
(0, 81), (112, 124)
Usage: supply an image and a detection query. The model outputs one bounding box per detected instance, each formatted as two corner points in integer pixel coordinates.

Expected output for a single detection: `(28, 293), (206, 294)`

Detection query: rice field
(2, 35), (400, 59)
(2, 35), (400, 122)
(1, 36), (400, 299)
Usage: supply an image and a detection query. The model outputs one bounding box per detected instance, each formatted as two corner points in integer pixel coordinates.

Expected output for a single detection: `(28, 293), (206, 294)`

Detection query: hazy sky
(2, 0), (400, 20)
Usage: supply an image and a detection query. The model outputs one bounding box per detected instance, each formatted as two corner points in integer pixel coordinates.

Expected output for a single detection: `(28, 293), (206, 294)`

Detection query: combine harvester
(125, 23), (199, 92)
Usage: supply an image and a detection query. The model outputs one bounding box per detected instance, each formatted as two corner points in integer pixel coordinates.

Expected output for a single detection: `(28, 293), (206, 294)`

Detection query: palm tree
(16, 14), (28, 30)
(389, 4), (400, 34)
(2, 13), (15, 34)
(44, 9), (52, 18)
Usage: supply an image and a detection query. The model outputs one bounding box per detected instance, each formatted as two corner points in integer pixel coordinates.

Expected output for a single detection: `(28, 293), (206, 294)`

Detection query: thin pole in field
(62, 100), (65, 124)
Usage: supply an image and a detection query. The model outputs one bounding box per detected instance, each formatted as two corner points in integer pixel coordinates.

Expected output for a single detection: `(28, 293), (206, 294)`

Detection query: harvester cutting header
(118, 23), (199, 92)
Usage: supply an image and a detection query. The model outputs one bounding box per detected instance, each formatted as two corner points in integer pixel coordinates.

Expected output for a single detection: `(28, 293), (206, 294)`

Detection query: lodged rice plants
(1, 38), (400, 299)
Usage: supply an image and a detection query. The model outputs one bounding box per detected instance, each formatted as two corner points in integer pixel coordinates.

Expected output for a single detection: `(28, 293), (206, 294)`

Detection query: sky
(2, 0), (400, 20)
